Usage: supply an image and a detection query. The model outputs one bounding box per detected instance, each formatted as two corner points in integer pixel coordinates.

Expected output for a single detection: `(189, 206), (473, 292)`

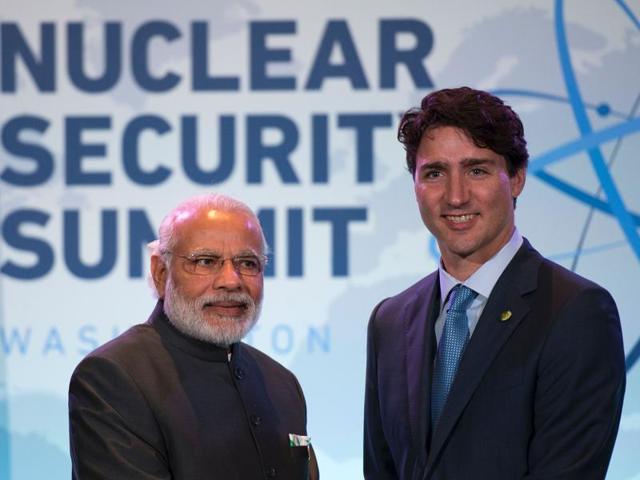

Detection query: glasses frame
(163, 251), (268, 277)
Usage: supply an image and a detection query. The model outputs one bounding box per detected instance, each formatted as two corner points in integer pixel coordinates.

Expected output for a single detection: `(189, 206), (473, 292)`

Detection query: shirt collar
(438, 228), (523, 309)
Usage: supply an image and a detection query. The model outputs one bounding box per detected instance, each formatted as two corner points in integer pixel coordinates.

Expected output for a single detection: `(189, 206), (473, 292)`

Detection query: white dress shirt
(435, 229), (523, 345)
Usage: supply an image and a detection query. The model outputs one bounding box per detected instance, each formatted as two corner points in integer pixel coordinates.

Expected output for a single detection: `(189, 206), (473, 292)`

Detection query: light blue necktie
(431, 284), (478, 427)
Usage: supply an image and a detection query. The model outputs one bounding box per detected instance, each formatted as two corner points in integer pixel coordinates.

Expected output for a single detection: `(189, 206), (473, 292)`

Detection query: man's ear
(151, 254), (168, 298)
(510, 166), (526, 199)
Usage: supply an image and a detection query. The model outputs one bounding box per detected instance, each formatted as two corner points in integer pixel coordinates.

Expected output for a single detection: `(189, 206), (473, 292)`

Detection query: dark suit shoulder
(536, 255), (616, 312)
(376, 272), (438, 317)
(83, 323), (159, 363)
(539, 255), (604, 290)
(69, 322), (172, 416)
(504, 240), (613, 313)
(74, 323), (165, 374)
(366, 271), (438, 364)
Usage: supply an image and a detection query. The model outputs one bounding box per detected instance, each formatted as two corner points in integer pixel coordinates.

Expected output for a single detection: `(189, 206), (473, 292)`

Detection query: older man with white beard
(69, 194), (319, 480)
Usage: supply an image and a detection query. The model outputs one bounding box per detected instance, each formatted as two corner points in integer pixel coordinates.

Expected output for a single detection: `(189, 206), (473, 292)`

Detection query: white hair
(163, 278), (261, 346)
(147, 193), (268, 297)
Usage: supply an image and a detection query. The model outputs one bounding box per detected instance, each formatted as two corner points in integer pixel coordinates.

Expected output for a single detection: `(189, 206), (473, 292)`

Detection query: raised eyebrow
(188, 249), (260, 258)
(234, 250), (261, 258)
(417, 160), (448, 172)
(462, 158), (496, 167)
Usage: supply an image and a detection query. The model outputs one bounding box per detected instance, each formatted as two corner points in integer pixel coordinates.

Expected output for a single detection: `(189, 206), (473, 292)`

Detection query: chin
(199, 313), (258, 346)
(442, 240), (479, 258)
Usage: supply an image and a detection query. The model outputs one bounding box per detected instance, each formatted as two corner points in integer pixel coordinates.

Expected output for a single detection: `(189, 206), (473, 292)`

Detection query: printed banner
(1, 1), (639, 478)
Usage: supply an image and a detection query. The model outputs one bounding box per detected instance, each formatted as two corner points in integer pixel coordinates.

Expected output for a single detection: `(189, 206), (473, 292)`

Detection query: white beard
(162, 277), (261, 347)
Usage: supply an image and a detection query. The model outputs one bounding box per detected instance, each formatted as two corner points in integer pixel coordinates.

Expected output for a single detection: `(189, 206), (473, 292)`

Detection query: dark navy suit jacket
(364, 240), (625, 479)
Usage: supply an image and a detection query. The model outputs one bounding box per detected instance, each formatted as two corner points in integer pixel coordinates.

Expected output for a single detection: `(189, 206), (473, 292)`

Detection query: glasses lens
(184, 255), (219, 275)
(233, 256), (262, 276)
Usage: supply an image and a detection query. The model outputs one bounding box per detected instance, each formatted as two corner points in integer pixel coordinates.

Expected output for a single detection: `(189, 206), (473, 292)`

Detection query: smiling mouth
(444, 214), (477, 223)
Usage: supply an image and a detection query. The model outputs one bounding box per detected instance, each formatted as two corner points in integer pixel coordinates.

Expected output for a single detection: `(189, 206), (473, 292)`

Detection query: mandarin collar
(148, 300), (240, 363)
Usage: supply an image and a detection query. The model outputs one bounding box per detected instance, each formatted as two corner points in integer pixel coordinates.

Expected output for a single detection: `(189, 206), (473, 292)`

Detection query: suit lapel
(426, 242), (541, 470)
(404, 273), (440, 466)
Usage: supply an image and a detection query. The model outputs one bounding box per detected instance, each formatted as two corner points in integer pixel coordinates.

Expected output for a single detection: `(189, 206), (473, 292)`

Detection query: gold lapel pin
(500, 310), (512, 322)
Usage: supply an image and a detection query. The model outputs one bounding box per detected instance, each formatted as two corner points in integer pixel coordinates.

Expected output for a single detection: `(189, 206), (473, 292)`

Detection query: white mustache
(196, 292), (253, 309)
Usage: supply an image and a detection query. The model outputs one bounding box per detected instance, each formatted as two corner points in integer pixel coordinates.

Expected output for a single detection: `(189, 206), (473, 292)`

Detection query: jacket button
(250, 414), (262, 426)
(234, 367), (245, 380)
(266, 467), (277, 477)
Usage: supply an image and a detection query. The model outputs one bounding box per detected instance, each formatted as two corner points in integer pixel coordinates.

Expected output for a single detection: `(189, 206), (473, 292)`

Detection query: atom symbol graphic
(493, 0), (640, 372)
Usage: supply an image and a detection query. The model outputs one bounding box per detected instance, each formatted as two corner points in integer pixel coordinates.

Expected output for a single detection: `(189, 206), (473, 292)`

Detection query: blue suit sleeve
(524, 287), (625, 479)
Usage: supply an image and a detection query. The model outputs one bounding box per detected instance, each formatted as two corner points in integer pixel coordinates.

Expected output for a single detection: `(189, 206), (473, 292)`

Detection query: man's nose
(446, 172), (470, 206)
(211, 259), (242, 290)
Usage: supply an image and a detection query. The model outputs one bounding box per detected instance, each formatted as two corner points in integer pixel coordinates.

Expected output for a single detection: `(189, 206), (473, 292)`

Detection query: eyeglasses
(165, 251), (267, 277)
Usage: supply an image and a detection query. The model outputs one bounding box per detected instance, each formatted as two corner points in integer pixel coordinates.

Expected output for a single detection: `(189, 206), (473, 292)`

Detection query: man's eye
(193, 256), (219, 267)
(424, 170), (442, 179)
(237, 257), (259, 269)
(470, 168), (487, 176)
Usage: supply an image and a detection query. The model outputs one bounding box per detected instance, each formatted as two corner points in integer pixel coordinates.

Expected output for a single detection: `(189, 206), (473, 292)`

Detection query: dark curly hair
(398, 87), (528, 177)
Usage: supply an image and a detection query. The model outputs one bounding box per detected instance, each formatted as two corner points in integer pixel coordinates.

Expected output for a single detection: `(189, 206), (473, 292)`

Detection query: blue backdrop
(1, 0), (639, 478)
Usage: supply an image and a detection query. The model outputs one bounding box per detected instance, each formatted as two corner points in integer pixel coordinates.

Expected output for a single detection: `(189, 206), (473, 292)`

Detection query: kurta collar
(149, 300), (235, 363)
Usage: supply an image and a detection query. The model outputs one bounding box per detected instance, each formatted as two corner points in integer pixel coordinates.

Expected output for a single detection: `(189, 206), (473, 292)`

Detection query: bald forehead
(172, 206), (264, 253)
(172, 205), (245, 224)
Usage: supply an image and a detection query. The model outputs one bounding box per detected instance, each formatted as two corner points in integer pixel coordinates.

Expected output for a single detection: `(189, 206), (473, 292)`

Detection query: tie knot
(449, 285), (477, 312)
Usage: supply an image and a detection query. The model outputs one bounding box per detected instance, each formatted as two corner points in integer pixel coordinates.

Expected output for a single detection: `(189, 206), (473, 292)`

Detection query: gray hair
(148, 194), (268, 296)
